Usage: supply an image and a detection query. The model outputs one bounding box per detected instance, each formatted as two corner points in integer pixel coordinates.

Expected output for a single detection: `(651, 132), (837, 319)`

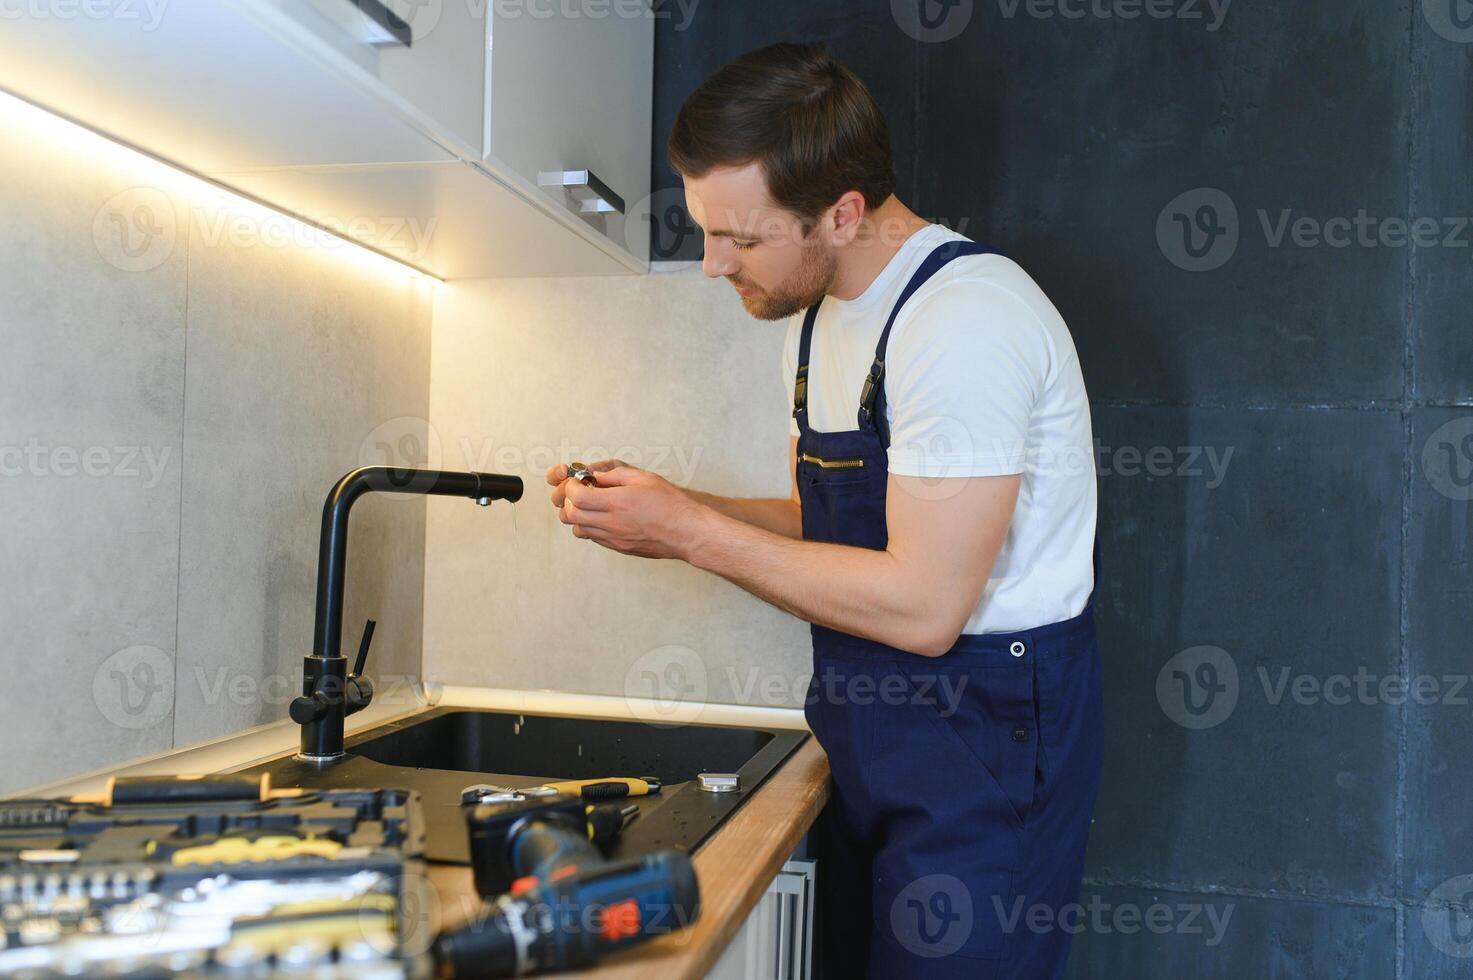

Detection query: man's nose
(702, 241), (739, 279)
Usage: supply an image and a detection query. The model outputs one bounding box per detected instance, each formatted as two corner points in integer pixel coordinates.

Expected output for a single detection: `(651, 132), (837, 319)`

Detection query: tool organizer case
(0, 788), (431, 978)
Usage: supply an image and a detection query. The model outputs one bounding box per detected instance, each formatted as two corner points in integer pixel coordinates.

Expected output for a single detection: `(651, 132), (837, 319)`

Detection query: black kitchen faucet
(290, 465), (523, 762)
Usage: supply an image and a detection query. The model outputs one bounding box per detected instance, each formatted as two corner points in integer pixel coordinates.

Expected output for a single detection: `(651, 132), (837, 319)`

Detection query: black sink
(350, 709), (775, 782)
(239, 708), (807, 867)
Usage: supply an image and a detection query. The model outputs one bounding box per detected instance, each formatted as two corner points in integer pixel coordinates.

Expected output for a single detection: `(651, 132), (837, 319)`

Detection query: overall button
(1012, 726), (1029, 742)
(1009, 640), (1026, 658)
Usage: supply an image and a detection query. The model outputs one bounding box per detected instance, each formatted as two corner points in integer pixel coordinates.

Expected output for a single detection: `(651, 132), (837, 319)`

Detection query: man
(546, 42), (1102, 979)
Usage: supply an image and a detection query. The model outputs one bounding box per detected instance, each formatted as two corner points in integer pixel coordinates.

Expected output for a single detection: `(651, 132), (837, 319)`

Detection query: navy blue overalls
(795, 240), (1104, 979)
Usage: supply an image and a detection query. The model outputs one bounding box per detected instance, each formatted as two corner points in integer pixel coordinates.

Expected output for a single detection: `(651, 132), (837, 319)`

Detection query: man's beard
(732, 238), (837, 321)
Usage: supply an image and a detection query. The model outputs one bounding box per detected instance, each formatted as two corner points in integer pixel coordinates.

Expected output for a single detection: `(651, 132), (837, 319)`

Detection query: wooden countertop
(426, 737), (831, 978)
(13, 693), (830, 979)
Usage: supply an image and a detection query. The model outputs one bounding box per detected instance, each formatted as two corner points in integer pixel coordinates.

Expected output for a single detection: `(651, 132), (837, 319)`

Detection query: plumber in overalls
(547, 42), (1103, 979)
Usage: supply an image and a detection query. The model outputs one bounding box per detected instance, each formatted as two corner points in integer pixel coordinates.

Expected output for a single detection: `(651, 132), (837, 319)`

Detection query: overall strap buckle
(857, 358), (885, 423)
(792, 364), (809, 418)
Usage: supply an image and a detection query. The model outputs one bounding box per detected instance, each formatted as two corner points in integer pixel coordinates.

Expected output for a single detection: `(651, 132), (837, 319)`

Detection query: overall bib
(796, 240), (1104, 979)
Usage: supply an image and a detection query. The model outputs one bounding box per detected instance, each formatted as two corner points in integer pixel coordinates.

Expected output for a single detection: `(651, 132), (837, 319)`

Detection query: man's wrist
(678, 501), (726, 570)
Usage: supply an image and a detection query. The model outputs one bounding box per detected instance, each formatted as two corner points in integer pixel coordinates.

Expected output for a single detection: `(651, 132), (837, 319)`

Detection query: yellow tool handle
(170, 835), (343, 866)
(540, 777), (657, 799)
(71, 774), (305, 806)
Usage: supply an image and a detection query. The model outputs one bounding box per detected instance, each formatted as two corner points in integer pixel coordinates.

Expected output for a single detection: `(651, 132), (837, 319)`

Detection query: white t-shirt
(782, 224), (1096, 634)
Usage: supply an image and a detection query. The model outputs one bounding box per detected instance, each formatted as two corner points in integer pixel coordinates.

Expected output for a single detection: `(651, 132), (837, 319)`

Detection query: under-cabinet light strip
(0, 86), (442, 283)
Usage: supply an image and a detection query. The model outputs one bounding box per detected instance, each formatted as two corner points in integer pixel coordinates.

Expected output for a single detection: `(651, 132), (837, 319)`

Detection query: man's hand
(545, 458), (636, 509)
(547, 463), (707, 560)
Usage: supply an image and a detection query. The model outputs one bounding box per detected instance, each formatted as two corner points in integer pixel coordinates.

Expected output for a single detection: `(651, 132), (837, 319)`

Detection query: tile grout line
(1393, 4), (1425, 975)
(1083, 874), (1399, 913)
(1087, 398), (1444, 412)
(1084, 873), (1473, 917)
(170, 210), (191, 754)
(912, 29), (924, 209)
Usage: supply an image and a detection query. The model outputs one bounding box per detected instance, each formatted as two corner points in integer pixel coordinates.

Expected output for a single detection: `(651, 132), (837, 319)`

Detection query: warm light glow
(0, 87), (441, 285)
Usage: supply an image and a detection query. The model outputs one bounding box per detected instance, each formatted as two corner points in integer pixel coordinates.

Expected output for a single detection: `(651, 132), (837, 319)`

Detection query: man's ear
(826, 190), (868, 245)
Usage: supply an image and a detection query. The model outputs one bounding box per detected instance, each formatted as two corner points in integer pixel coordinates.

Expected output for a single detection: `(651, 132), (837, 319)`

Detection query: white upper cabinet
(0, 0), (653, 277)
(485, 2), (655, 269)
(273, 0), (490, 159)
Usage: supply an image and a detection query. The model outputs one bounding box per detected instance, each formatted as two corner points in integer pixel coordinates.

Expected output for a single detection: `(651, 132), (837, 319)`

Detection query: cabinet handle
(343, 0), (413, 46)
(775, 890), (791, 980)
(538, 169), (626, 215)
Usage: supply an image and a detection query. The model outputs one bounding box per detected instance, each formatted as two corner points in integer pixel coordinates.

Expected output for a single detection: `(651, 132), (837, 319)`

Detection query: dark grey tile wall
(651, 3), (919, 260)
(1063, 884), (1396, 980)
(1090, 405), (1403, 899)
(1412, 17), (1473, 403)
(655, 2), (1473, 975)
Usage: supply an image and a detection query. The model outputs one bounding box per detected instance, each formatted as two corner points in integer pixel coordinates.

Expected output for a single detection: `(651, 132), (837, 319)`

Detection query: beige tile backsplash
(1, 110), (810, 795)
(423, 268), (811, 711)
(0, 117), (434, 793)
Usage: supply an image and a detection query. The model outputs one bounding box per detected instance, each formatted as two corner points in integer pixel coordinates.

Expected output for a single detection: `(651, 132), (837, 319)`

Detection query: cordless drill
(432, 794), (701, 978)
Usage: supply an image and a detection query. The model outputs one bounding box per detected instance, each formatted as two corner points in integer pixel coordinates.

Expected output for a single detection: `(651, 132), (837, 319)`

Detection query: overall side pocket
(897, 660), (1040, 830)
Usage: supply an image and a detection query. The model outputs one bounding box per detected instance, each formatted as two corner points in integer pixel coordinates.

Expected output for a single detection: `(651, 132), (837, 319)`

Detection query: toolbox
(0, 775), (430, 977)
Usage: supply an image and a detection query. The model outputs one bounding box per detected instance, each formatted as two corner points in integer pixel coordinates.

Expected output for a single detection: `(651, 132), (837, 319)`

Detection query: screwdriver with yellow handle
(542, 776), (661, 801)
(460, 776), (660, 805)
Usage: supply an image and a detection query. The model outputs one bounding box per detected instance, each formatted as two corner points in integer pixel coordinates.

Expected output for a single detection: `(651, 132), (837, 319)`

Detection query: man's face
(684, 164), (837, 321)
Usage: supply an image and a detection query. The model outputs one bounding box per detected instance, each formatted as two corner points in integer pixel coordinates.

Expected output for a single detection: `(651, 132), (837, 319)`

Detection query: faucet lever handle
(345, 618), (377, 717)
(352, 618), (377, 677)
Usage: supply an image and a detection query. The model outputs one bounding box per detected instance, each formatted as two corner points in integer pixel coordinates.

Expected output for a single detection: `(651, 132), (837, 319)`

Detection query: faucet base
(293, 751), (347, 766)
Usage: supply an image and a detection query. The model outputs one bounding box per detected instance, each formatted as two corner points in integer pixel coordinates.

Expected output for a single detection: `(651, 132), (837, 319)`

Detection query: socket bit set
(0, 785), (431, 978)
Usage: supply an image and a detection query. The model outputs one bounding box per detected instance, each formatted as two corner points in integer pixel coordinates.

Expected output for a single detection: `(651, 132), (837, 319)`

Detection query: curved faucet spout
(296, 466), (522, 762)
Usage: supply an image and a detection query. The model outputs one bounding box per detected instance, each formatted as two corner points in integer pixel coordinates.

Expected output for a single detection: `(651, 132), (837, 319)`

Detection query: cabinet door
(485, 3), (654, 263)
(707, 859), (817, 980)
(0, 1), (455, 171)
(269, 0), (488, 158)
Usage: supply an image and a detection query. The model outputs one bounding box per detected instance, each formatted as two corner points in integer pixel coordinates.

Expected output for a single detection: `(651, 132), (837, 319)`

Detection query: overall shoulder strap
(860, 240), (995, 438)
(791, 301), (823, 428)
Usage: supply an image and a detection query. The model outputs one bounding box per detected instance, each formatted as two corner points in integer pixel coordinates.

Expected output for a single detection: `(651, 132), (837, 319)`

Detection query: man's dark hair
(667, 42), (897, 226)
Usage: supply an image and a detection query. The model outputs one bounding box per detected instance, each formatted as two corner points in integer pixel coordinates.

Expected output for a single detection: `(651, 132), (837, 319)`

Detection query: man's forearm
(683, 489), (802, 539)
(682, 507), (954, 656)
